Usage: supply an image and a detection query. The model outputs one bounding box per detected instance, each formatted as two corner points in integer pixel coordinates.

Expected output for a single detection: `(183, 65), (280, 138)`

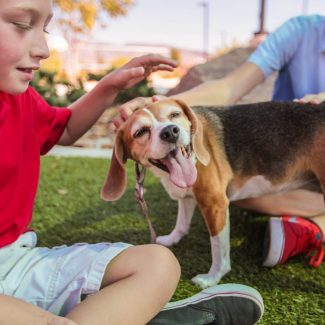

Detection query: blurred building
(59, 41), (205, 74)
(53, 40), (207, 93)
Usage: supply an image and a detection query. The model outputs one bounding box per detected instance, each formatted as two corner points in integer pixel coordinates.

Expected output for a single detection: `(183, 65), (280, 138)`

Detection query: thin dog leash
(134, 162), (157, 243)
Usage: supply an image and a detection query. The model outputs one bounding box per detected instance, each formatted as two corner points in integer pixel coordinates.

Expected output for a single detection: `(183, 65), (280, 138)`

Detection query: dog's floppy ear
(174, 99), (210, 166)
(101, 128), (128, 201)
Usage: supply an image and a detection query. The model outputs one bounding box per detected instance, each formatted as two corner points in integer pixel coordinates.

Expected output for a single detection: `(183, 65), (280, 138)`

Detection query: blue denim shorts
(0, 232), (131, 316)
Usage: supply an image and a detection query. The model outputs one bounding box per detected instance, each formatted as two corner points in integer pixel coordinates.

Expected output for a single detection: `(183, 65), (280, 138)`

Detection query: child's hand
(103, 54), (178, 91)
(294, 92), (325, 104)
(113, 95), (166, 128)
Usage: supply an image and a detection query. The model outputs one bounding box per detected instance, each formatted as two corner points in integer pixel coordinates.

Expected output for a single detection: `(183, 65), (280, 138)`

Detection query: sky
(92, 0), (325, 53)
(50, 0), (325, 54)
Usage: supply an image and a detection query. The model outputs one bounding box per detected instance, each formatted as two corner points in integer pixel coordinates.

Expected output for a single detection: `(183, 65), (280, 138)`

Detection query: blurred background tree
(170, 48), (181, 62)
(33, 1), (158, 107)
(53, 0), (135, 80)
(54, 0), (134, 37)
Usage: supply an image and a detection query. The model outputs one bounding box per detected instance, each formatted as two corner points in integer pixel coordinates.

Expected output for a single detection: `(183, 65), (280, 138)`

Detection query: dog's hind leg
(156, 196), (196, 247)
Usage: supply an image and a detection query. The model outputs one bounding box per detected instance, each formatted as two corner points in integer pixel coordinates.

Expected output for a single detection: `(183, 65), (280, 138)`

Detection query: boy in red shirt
(0, 1), (264, 325)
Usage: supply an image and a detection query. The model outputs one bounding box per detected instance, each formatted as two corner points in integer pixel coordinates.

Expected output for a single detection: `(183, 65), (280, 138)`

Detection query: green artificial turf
(34, 156), (325, 325)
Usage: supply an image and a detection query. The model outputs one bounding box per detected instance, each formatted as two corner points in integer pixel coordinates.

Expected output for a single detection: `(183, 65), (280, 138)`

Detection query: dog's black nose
(160, 125), (180, 143)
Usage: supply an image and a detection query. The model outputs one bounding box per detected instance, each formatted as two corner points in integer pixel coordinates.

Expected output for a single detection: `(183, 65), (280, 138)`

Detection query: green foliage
(31, 70), (85, 107)
(170, 47), (182, 62)
(114, 79), (156, 104)
(31, 68), (156, 107)
(65, 79), (87, 103)
(35, 156), (325, 325)
(31, 70), (67, 107)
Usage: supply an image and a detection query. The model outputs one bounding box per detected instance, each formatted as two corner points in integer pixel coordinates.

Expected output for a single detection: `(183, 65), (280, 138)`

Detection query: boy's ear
(101, 129), (127, 201)
(174, 99), (210, 166)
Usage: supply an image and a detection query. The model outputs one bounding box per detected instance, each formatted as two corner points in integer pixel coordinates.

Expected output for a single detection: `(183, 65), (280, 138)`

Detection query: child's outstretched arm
(112, 62), (264, 128)
(0, 294), (77, 325)
(57, 54), (178, 145)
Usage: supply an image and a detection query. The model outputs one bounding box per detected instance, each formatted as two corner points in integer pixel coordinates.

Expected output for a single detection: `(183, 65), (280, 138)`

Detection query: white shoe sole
(163, 283), (264, 321)
(263, 217), (285, 267)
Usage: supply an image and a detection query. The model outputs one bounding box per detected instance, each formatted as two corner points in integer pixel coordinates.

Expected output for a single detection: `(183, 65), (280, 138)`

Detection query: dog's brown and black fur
(102, 99), (325, 288)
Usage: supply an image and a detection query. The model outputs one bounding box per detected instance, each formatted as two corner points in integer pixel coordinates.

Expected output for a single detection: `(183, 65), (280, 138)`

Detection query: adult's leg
(234, 189), (325, 238)
(234, 190), (325, 267)
(234, 189), (325, 217)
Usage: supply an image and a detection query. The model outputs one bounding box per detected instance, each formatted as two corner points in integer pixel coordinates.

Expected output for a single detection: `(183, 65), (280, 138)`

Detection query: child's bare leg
(66, 244), (180, 325)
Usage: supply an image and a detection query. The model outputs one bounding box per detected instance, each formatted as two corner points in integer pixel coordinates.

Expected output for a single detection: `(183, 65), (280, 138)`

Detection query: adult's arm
(173, 62), (264, 106)
(174, 16), (307, 106)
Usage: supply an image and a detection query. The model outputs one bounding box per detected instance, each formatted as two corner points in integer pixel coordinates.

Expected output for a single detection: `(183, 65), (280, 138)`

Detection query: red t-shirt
(0, 86), (71, 248)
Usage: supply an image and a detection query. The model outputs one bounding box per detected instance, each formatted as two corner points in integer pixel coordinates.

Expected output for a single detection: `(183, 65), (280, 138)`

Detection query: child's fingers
(116, 56), (178, 87)
(133, 54), (178, 68)
(151, 64), (176, 72)
(120, 67), (145, 80)
(124, 55), (178, 73)
(111, 67), (145, 89)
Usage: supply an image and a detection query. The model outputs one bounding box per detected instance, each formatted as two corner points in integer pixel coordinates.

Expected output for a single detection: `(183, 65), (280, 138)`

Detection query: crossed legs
(66, 244), (181, 325)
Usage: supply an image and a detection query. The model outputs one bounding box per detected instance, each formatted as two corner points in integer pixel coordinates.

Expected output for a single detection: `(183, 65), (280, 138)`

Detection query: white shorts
(0, 231), (132, 316)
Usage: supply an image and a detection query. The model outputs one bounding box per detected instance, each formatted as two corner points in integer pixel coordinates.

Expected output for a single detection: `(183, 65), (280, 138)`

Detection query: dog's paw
(191, 273), (223, 289)
(156, 234), (179, 247)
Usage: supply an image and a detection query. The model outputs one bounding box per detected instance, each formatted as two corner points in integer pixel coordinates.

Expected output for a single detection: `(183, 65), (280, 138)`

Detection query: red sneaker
(263, 216), (324, 267)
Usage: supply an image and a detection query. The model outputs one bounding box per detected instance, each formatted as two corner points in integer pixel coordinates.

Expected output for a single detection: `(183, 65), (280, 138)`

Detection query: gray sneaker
(147, 284), (264, 325)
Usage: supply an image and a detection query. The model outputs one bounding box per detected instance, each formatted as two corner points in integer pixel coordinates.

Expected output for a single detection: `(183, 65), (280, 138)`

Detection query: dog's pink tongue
(162, 150), (197, 188)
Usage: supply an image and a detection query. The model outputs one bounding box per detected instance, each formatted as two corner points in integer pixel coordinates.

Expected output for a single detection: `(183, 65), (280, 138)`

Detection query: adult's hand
(294, 92), (325, 104)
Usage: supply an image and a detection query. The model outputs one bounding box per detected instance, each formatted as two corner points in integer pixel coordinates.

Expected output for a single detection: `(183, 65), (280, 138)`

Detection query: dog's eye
(134, 127), (150, 138)
(169, 111), (181, 119)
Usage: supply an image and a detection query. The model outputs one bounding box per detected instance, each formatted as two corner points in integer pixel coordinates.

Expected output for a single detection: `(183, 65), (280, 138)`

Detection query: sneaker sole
(263, 217), (285, 267)
(163, 283), (264, 321)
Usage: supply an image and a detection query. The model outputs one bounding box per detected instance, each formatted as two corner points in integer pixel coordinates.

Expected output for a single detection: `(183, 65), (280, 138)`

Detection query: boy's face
(0, 0), (52, 94)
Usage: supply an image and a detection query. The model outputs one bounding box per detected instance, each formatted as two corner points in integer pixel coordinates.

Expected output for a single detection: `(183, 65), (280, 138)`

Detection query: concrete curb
(48, 145), (113, 159)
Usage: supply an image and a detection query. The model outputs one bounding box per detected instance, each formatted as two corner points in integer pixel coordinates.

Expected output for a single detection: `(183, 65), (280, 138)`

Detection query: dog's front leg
(191, 175), (231, 289)
(192, 209), (231, 288)
(156, 195), (196, 247)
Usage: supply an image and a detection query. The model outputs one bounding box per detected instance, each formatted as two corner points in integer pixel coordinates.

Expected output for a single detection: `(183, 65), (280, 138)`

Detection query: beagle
(101, 99), (324, 289)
